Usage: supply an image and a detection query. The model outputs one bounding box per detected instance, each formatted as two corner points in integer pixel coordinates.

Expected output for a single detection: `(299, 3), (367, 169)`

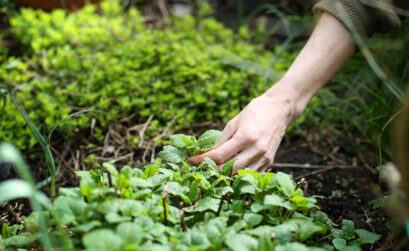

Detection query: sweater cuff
(313, 0), (401, 39)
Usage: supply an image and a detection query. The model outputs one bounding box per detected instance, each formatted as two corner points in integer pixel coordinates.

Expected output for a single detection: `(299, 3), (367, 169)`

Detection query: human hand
(188, 12), (356, 173)
(188, 90), (297, 173)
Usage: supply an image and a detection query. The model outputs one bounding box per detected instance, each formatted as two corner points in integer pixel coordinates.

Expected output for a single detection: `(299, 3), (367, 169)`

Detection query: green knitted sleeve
(313, 0), (401, 38)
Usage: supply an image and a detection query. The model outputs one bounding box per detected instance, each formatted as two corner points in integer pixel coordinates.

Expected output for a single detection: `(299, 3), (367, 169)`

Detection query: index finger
(187, 135), (245, 166)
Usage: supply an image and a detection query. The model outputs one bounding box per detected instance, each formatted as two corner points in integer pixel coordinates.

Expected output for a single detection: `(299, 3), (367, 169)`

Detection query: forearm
(264, 12), (356, 119)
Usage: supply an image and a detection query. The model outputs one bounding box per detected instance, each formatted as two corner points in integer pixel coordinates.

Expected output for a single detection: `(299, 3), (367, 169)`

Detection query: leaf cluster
(0, 130), (380, 250)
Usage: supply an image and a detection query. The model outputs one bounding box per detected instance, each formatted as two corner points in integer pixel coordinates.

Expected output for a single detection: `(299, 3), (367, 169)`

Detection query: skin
(188, 12), (357, 173)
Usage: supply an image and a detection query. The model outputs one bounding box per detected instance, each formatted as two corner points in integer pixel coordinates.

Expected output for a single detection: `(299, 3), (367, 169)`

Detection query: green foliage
(330, 219), (381, 250)
(0, 0), (292, 156)
(2, 130), (380, 250)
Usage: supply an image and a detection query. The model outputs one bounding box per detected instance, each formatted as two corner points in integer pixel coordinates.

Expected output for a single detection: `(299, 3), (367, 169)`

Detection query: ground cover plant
(0, 0), (297, 156)
(0, 130), (381, 250)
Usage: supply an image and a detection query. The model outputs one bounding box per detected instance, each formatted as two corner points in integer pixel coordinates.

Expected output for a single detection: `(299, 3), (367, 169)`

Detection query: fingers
(231, 148), (263, 173)
(188, 135), (246, 166)
(213, 118), (237, 148)
(248, 154), (274, 172)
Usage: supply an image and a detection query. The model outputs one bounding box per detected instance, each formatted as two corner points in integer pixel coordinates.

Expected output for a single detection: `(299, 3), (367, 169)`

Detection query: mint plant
(331, 220), (381, 251)
(0, 130), (380, 250)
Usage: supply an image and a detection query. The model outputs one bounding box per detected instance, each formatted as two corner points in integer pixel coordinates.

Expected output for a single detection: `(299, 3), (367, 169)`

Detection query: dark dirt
(274, 138), (406, 250)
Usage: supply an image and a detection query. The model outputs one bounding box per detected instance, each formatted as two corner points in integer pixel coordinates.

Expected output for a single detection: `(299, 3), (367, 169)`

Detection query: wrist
(263, 78), (317, 120)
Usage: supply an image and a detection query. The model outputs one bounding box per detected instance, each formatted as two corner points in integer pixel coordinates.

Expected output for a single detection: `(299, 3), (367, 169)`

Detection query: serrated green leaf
(197, 130), (222, 152)
(144, 165), (159, 177)
(331, 228), (345, 239)
(166, 182), (189, 203)
(332, 239), (347, 250)
(312, 211), (332, 230)
(204, 157), (219, 172)
(222, 159), (235, 176)
(188, 180), (200, 203)
(158, 145), (184, 164)
(182, 135), (197, 147)
(170, 134), (188, 149)
(341, 220), (355, 240)
(274, 172), (296, 197)
(232, 200), (245, 214)
(355, 229), (381, 244)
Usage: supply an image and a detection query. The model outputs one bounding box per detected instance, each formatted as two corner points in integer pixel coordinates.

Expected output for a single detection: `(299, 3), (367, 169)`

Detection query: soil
(274, 135), (408, 250)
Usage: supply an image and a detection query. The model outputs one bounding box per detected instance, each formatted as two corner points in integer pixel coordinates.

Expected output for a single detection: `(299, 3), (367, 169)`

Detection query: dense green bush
(0, 131), (380, 250)
(0, 0), (296, 153)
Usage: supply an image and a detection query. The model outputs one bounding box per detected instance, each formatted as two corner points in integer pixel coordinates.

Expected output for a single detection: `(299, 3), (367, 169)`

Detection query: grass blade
(47, 109), (104, 145)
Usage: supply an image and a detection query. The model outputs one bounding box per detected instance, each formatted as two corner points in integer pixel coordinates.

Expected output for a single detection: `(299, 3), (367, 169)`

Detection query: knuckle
(255, 143), (268, 155)
(238, 132), (257, 143)
(212, 153), (224, 164)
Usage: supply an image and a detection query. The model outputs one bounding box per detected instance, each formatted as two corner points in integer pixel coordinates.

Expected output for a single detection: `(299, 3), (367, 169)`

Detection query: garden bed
(1, 0), (408, 250)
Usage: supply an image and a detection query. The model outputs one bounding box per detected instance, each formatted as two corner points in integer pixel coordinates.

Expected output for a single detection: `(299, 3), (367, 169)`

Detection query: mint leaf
(355, 229), (381, 244)
(158, 145), (184, 164)
(331, 228), (345, 239)
(166, 182), (189, 203)
(53, 196), (87, 224)
(312, 211), (332, 230)
(284, 219), (323, 241)
(177, 229), (211, 249)
(257, 234), (274, 251)
(3, 233), (35, 247)
(144, 165), (159, 177)
(341, 220), (355, 240)
(274, 172), (296, 197)
(332, 238), (346, 250)
(116, 222), (143, 245)
(204, 157), (219, 172)
(225, 234), (258, 251)
(83, 229), (123, 251)
(222, 159), (235, 176)
(197, 130), (222, 152)
(243, 213), (263, 228)
(185, 197), (219, 213)
(275, 242), (321, 251)
(264, 194), (296, 211)
(170, 134), (188, 149)
(188, 180), (200, 203)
